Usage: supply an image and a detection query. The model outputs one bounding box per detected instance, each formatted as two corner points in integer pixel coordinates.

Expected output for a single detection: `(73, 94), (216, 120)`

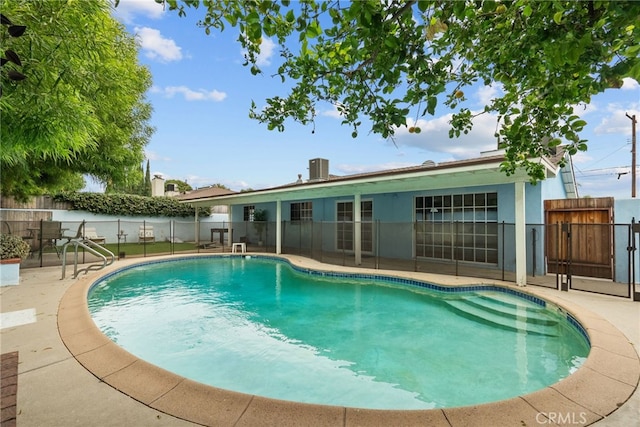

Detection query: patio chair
(30, 221), (64, 257)
(138, 225), (155, 243)
(83, 227), (106, 244)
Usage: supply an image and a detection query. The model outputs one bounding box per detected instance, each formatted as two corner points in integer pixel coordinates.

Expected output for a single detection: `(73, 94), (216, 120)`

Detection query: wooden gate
(545, 198), (614, 279)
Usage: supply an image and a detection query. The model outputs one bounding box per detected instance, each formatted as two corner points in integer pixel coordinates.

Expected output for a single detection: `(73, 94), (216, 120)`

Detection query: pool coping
(57, 254), (640, 427)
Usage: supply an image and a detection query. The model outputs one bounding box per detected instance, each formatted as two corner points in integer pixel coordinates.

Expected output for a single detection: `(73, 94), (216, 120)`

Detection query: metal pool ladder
(61, 238), (115, 279)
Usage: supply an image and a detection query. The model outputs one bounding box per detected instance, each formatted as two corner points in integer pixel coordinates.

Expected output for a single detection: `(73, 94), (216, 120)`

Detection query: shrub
(53, 192), (210, 217)
(0, 234), (31, 260)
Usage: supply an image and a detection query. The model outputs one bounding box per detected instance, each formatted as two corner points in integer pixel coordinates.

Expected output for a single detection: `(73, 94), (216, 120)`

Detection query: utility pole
(626, 113), (637, 198)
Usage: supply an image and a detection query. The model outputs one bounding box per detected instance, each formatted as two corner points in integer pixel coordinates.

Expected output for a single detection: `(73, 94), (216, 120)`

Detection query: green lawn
(102, 241), (201, 256)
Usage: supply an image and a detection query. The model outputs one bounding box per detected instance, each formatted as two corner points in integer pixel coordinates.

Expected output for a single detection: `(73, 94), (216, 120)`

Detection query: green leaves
(1, 0), (153, 199)
(54, 192), (209, 217)
(305, 20), (322, 38)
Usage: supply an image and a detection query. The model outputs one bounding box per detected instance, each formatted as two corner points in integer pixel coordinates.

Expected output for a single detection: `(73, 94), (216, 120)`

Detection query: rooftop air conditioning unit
(309, 158), (329, 181)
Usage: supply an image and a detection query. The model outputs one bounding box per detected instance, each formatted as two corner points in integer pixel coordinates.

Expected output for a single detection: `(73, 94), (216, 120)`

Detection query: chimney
(151, 175), (165, 197)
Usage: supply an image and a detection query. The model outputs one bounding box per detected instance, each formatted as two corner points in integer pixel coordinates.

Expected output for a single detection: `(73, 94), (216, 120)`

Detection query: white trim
(184, 157), (545, 208)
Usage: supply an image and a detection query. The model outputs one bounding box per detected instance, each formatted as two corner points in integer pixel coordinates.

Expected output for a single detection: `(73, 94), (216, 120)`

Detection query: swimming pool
(88, 255), (590, 410)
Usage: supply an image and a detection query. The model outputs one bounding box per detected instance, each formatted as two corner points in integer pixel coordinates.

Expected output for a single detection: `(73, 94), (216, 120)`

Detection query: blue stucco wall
(613, 198), (640, 282)
(230, 179), (557, 275)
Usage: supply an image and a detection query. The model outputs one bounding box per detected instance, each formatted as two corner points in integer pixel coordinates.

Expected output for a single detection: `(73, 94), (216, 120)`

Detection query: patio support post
(276, 199), (282, 254)
(228, 206), (233, 249)
(515, 181), (527, 286)
(354, 193), (362, 265)
(195, 207), (199, 246)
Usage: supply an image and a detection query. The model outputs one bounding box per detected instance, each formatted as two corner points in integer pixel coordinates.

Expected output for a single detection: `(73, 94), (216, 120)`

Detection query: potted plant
(0, 233), (30, 286)
(253, 209), (268, 246)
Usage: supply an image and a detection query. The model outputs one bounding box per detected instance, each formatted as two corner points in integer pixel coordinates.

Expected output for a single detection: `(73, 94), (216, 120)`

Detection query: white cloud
(621, 77), (640, 90)
(575, 170), (633, 199)
(134, 26), (182, 62)
(393, 112), (500, 160)
(111, 0), (165, 24)
(475, 83), (503, 106)
(571, 151), (594, 165)
(320, 105), (343, 119)
(242, 37), (277, 67)
(572, 102), (598, 118)
(152, 85), (227, 102)
(256, 37), (276, 66)
(144, 150), (171, 162)
(593, 106), (640, 135)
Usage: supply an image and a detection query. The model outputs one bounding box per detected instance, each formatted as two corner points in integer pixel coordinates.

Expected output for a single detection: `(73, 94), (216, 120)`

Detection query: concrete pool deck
(1, 254), (638, 426)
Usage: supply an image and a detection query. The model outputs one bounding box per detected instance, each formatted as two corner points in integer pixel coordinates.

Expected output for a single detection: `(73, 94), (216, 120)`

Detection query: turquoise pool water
(88, 256), (590, 409)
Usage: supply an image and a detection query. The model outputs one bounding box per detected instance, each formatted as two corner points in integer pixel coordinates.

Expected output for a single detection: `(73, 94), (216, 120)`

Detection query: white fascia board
(186, 159), (539, 208)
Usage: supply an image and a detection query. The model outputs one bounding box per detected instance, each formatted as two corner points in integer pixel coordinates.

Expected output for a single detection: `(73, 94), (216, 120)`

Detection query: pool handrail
(61, 238), (115, 279)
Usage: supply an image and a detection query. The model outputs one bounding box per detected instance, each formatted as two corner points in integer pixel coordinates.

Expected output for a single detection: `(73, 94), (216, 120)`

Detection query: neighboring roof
(174, 186), (236, 201)
(180, 151), (563, 208)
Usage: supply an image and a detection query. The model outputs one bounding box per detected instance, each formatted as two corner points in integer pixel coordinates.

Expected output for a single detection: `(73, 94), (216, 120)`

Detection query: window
(415, 192), (498, 264)
(243, 205), (255, 222)
(291, 201), (313, 221)
(336, 200), (373, 252)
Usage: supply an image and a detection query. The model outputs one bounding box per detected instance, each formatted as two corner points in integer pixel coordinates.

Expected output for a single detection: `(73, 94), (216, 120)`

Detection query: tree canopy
(158, 0), (639, 181)
(166, 179), (193, 193)
(0, 0), (154, 200)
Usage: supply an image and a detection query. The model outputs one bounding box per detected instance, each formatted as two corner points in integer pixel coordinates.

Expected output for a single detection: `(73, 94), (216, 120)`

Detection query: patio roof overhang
(182, 155), (558, 208)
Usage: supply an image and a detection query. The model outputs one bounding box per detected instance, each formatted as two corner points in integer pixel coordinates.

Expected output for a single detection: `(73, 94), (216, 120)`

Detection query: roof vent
(422, 160), (437, 167)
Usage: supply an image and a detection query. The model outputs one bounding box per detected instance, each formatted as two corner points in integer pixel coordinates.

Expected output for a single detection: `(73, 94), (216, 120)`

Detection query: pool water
(88, 257), (590, 409)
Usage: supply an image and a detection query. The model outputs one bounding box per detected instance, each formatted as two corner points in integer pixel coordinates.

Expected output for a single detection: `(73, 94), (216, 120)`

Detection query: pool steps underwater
(442, 293), (560, 337)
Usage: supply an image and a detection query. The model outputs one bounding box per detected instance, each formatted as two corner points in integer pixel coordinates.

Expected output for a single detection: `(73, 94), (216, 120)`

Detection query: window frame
(290, 201), (313, 221)
(414, 192), (498, 264)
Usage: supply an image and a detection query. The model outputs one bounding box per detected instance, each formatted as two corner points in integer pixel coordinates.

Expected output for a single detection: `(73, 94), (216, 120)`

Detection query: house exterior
(181, 149), (578, 286)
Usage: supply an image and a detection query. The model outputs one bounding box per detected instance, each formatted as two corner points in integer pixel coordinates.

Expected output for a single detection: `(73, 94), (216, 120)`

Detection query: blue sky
(103, 0), (640, 200)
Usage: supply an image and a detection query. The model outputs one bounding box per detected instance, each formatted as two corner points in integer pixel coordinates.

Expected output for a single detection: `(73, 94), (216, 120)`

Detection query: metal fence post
(413, 221), (417, 272)
(455, 220), (459, 277)
(375, 219), (380, 270)
(501, 221), (505, 281)
(38, 219), (43, 267)
(143, 220), (147, 257)
(532, 226), (537, 278)
(630, 218), (639, 301)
